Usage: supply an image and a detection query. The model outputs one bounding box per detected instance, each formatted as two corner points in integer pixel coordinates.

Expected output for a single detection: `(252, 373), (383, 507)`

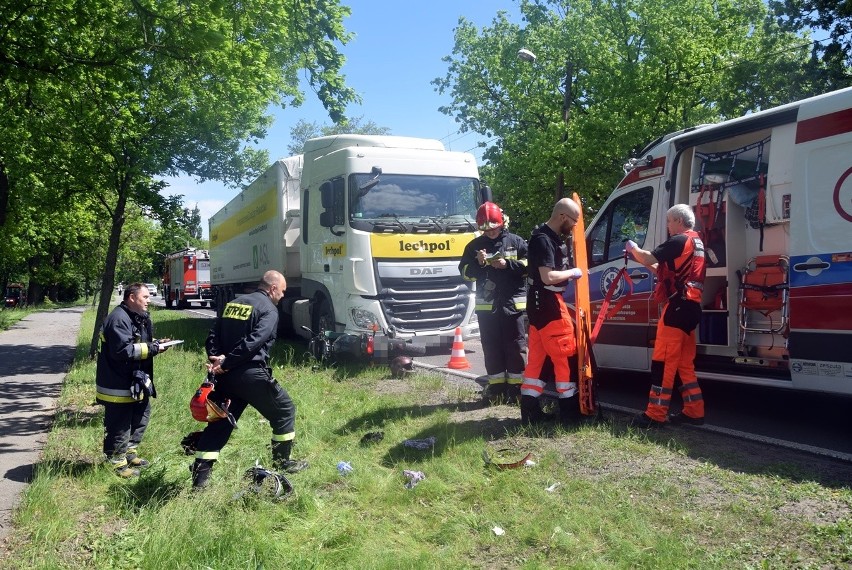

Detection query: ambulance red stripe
(795, 107), (852, 144)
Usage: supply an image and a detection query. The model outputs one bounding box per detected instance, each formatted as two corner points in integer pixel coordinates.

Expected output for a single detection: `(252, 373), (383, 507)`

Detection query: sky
(164, 0), (522, 239)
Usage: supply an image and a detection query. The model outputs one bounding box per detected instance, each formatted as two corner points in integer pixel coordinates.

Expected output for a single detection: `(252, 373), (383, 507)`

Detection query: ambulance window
(588, 187), (653, 267)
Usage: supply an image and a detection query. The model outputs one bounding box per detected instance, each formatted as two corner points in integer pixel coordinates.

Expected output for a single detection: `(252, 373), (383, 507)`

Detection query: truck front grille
(378, 277), (470, 332)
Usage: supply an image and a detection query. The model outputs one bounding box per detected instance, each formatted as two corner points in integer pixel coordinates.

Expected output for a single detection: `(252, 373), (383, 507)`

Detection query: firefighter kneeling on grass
(520, 198), (585, 427)
(459, 202), (528, 405)
(625, 204), (706, 428)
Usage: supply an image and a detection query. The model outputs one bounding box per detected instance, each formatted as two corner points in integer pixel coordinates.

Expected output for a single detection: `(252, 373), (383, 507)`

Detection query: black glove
(148, 340), (161, 356)
(130, 370), (156, 400)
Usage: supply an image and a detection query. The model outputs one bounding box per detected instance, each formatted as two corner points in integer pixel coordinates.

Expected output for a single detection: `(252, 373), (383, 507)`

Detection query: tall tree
(0, 0), (359, 356)
(769, 0), (852, 91)
(434, 0), (814, 236)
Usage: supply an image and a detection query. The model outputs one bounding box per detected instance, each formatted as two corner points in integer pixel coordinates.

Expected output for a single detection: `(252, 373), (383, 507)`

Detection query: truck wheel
(165, 291), (173, 309)
(314, 299), (335, 333)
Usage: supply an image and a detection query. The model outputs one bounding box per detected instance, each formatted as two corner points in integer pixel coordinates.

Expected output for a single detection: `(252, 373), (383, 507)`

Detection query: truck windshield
(349, 174), (478, 232)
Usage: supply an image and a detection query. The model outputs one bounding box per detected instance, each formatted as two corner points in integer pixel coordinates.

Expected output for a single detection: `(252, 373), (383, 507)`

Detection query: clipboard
(158, 339), (184, 348)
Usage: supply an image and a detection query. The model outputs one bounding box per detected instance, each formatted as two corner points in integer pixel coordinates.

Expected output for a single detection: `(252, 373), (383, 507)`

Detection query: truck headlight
(351, 308), (379, 329)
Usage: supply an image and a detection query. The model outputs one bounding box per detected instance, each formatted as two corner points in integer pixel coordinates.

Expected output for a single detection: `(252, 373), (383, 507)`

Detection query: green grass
(0, 306), (36, 331)
(1, 307), (850, 569)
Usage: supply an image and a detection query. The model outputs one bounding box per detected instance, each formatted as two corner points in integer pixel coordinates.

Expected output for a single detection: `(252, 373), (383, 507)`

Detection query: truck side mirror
(319, 179), (345, 234)
(320, 181), (334, 210)
(479, 183), (493, 204)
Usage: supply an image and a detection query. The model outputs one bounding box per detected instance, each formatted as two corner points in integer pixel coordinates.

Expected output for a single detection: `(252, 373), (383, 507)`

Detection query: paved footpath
(0, 307), (85, 546)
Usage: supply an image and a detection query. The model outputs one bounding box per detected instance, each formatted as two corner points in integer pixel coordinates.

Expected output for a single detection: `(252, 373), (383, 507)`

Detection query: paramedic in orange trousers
(520, 198), (585, 427)
(625, 204), (706, 428)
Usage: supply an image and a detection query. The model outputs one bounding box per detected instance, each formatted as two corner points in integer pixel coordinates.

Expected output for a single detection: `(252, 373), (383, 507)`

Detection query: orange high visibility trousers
(644, 304), (705, 422)
(522, 300), (577, 398)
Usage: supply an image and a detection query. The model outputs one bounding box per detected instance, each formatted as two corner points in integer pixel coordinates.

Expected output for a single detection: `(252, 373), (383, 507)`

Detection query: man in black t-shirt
(520, 198), (585, 426)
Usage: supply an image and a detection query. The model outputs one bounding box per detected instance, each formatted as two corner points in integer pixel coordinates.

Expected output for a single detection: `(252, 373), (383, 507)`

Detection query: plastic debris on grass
(403, 470), (426, 489)
(403, 436), (436, 450)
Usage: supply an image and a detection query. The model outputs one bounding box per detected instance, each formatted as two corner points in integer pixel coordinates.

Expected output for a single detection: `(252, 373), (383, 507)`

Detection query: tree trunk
(89, 182), (129, 358)
(0, 161), (9, 227)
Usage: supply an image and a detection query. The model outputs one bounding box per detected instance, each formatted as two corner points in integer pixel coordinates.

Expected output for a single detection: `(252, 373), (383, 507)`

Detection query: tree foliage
(287, 115), (392, 155)
(434, 0), (819, 236)
(769, 0), (852, 90)
(0, 0), (359, 355)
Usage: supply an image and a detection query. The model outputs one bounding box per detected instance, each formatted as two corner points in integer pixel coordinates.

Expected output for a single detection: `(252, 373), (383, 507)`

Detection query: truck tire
(165, 289), (173, 309)
(313, 298), (335, 334)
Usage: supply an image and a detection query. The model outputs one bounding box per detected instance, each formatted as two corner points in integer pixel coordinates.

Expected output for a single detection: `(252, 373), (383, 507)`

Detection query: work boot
(558, 395), (581, 428)
(628, 412), (664, 430)
(505, 384), (521, 405)
(126, 447), (150, 468)
(108, 456), (139, 479)
(190, 459), (214, 489)
(520, 395), (545, 426)
(668, 412), (705, 426)
(486, 383), (507, 406)
(271, 440), (309, 474)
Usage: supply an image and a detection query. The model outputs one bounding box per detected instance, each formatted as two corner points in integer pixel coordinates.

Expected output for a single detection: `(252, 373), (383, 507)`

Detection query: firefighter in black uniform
(96, 283), (170, 478)
(520, 198), (585, 426)
(190, 270), (308, 488)
(459, 202), (528, 404)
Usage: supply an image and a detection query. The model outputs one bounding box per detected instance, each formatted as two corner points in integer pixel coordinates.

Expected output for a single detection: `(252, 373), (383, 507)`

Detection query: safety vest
(654, 230), (706, 304)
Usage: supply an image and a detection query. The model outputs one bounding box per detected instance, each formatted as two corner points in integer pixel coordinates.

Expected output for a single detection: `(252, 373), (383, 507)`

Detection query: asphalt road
(0, 307), (84, 545)
(415, 335), (852, 461)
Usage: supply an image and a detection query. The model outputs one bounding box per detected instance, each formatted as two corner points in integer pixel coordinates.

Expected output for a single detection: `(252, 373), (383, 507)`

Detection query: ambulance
(582, 86), (852, 395)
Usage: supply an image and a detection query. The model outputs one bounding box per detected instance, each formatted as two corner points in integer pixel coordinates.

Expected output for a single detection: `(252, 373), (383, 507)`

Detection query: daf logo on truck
(411, 267), (443, 275)
(399, 239), (451, 254)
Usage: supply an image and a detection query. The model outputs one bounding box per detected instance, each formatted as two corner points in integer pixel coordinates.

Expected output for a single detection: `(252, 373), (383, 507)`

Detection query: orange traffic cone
(446, 327), (471, 370)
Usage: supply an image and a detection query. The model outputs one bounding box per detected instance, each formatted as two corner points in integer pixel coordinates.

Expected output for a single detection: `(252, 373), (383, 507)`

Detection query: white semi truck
(208, 135), (491, 360)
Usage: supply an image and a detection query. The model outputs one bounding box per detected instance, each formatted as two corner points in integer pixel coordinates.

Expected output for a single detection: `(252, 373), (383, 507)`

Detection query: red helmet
(190, 381), (230, 423)
(476, 202), (504, 231)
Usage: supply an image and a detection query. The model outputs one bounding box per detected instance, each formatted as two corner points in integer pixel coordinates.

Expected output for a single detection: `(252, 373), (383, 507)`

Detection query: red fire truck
(162, 248), (212, 309)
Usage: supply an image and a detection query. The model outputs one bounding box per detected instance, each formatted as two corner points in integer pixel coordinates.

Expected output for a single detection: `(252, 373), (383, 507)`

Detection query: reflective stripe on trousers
(522, 302), (576, 399)
(644, 305), (704, 422)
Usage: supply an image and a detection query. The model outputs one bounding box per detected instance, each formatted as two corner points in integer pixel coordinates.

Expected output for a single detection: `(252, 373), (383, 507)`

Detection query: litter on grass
(403, 436), (436, 450)
(360, 431), (384, 445)
(402, 470), (426, 489)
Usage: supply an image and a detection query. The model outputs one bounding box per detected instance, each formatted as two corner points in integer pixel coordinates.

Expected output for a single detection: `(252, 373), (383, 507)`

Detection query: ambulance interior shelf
(689, 137), (771, 260)
(688, 138), (770, 347)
